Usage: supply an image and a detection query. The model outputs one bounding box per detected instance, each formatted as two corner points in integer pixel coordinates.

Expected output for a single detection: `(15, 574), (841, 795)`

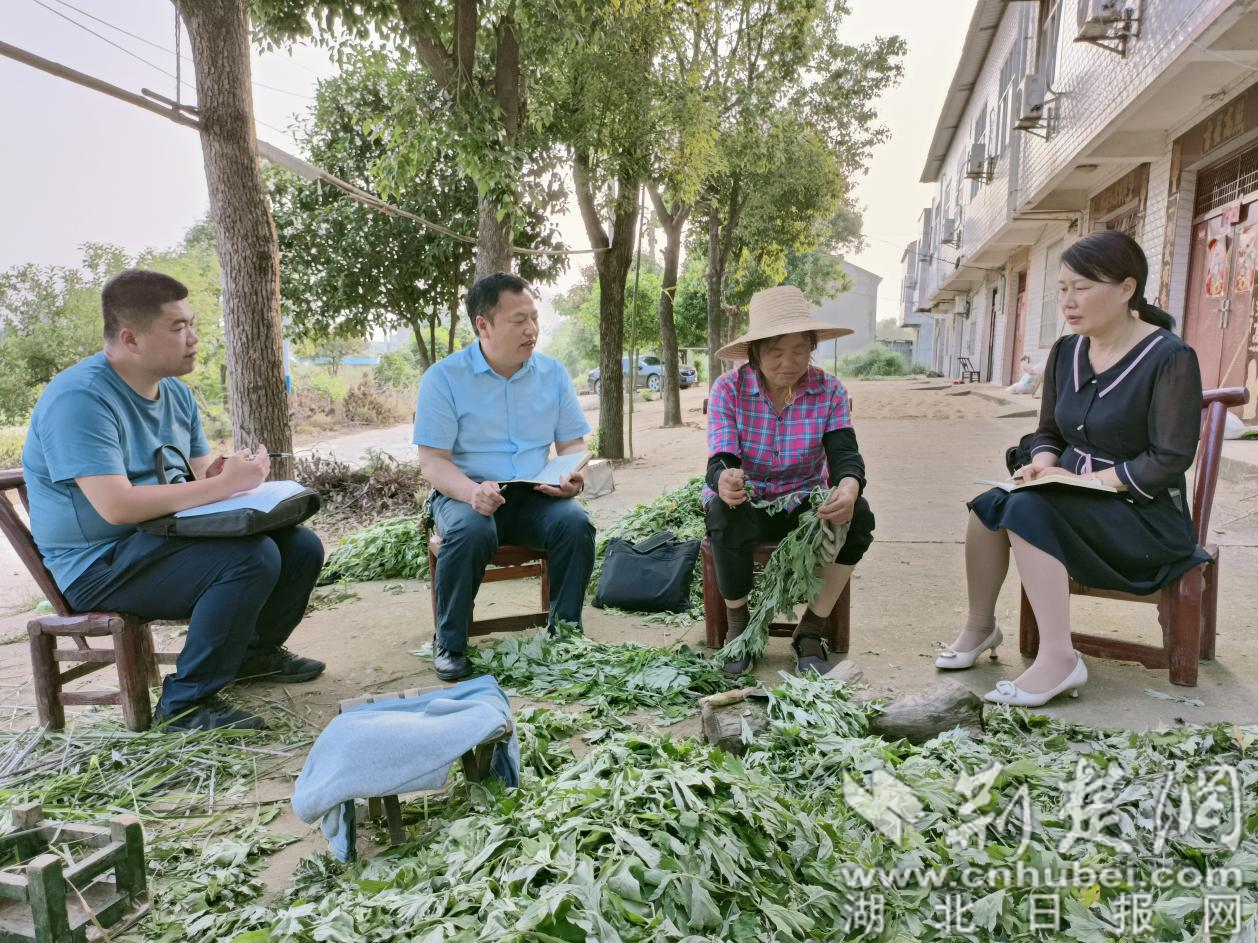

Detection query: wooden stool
(699, 537), (850, 651)
(337, 687), (514, 848)
(0, 470), (173, 732)
(427, 533), (549, 637)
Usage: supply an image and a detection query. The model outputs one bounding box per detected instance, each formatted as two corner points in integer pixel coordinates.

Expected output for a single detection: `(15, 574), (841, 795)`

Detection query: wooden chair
(958, 357), (981, 383)
(426, 533), (550, 637)
(699, 537), (850, 652)
(337, 686), (514, 852)
(1019, 387), (1250, 686)
(0, 469), (173, 731)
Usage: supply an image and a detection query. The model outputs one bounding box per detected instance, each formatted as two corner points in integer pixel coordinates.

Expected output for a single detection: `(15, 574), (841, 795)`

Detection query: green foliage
(320, 515), (428, 583)
(373, 347), (423, 390)
(0, 427), (24, 467)
(837, 345), (914, 378)
(0, 226), (228, 428)
(467, 623), (743, 725)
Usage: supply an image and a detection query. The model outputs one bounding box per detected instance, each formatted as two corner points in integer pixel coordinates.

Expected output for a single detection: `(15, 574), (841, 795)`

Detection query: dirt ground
(2, 379), (1257, 879)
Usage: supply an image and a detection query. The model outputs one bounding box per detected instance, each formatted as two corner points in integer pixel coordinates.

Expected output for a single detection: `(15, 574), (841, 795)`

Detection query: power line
(0, 38), (603, 259)
(36, 0), (315, 99)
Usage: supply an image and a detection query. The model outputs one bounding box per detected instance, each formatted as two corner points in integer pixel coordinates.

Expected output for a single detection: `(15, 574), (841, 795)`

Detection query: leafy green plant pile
(319, 515), (428, 584)
(589, 477), (707, 621)
(217, 679), (1257, 943)
(466, 623), (745, 724)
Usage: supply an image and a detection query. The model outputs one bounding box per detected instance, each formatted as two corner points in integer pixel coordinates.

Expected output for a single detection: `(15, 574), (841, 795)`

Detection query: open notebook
(976, 476), (1118, 494)
(174, 480), (309, 517)
(503, 452), (590, 487)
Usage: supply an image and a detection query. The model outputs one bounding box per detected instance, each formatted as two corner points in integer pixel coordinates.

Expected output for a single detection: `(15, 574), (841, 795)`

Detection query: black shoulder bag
(593, 530), (701, 614)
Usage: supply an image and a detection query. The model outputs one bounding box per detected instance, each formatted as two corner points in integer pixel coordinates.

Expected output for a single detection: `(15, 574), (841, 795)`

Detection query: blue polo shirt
(413, 343), (589, 483)
(22, 352), (210, 591)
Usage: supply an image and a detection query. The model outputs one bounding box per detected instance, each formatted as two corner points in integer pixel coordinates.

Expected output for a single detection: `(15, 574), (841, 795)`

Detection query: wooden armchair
(0, 469), (173, 730)
(1018, 387), (1250, 686)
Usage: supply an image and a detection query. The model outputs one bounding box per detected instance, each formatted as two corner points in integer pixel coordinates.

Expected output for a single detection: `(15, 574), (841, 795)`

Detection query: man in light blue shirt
(22, 269), (325, 731)
(415, 272), (595, 680)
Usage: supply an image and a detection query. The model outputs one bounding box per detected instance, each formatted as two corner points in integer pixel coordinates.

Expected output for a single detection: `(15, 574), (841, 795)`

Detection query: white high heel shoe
(983, 653), (1088, 707)
(935, 626), (1003, 670)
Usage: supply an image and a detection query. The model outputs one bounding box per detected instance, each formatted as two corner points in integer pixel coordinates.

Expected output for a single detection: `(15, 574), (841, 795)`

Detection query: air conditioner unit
(1077, 0), (1124, 40)
(941, 217), (959, 246)
(964, 142), (991, 181)
(1074, 0), (1141, 54)
(1015, 73), (1048, 130)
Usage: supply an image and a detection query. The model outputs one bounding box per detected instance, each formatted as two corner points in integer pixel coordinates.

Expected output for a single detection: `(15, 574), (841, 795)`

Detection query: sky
(0, 0), (970, 330)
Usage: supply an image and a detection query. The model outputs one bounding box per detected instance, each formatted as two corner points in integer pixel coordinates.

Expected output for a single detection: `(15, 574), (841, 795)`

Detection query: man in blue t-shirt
(22, 269), (325, 731)
(415, 272), (595, 680)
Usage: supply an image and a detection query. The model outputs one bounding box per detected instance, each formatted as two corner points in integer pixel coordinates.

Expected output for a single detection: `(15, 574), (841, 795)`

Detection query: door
(1006, 273), (1027, 384)
(1184, 200), (1257, 397)
(985, 287), (999, 380)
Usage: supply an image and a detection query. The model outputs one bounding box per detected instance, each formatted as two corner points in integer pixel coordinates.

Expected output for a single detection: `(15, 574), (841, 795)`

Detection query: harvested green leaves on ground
(459, 623), (746, 723)
(222, 678), (1258, 943)
(319, 514), (428, 584)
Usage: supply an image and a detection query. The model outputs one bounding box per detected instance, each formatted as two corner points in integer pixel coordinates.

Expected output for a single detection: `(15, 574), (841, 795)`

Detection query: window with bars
(1195, 145), (1258, 216)
(1038, 239), (1064, 346)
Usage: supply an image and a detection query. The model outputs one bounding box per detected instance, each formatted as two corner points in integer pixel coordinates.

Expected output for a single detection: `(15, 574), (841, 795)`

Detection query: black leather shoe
(434, 647), (472, 681)
(154, 695), (266, 731)
(236, 646), (325, 683)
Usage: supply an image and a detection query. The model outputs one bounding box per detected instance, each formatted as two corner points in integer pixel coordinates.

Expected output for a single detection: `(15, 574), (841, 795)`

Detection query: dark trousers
(431, 486), (595, 652)
(704, 495), (875, 601)
(64, 526), (324, 713)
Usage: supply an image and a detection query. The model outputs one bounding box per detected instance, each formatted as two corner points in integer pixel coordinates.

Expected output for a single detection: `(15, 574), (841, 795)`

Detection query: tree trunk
(705, 200), (724, 389)
(448, 291), (458, 355)
(649, 186), (687, 427)
(475, 196), (513, 278)
(179, 0), (292, 479)
(428, 315), (437, 368)
(574, 156), (639, 460)
(408, 317), (433, 371)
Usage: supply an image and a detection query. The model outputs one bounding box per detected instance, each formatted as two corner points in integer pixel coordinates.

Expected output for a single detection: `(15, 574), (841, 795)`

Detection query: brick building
(905, 0), (1258, 422)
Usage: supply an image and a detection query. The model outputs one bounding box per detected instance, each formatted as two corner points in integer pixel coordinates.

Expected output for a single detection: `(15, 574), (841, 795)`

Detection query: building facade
(905, 0), (1258, 422)
(814, 259), (882, 370)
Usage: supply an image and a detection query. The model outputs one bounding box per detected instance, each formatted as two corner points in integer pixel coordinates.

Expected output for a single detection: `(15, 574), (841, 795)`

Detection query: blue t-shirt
(412, 343), (590, 483)
(22, 352), (210, 591)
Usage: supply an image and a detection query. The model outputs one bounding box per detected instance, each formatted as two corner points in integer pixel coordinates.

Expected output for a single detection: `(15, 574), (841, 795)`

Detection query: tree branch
(397, 0), (455, 88)
(494, 14), (523, 138)
(455, 0), (477, 88)
(573, 151), (610, 261)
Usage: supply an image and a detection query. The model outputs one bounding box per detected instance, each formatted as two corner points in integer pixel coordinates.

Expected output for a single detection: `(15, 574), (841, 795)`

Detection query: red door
(1184, 200), (1258, 404)
(1005, 273), (1027, 384)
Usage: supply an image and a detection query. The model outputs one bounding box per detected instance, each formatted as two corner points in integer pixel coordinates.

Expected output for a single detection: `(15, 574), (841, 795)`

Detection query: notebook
(502, 452), (590, 487)
(976, 476), (1118, 494)
(174, 480), (310, 517)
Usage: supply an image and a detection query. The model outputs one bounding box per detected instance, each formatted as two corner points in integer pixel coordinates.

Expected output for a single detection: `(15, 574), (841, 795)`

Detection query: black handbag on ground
(137, 444), (321, 538)
(593, 530), (701, 614)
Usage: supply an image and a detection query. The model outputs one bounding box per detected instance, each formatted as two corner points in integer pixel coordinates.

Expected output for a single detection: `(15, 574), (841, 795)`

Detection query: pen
(267, 452), (293, 459)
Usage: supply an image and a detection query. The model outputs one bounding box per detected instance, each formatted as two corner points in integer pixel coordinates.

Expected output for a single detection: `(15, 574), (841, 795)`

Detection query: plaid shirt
(703, 363), (853, 507)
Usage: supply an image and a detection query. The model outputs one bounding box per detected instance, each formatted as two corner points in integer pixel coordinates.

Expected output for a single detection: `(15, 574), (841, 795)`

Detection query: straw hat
(715, 285), (853, 362)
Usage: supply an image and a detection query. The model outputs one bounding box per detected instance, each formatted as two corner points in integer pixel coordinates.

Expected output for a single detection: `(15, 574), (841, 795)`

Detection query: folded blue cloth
(291, 674), (519, 860)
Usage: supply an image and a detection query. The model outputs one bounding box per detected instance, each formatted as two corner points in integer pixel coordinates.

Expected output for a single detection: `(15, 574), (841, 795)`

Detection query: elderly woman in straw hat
(704, 285), (875, 676)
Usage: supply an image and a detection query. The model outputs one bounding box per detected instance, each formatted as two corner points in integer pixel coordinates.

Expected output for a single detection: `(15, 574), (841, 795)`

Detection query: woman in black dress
(937, 230), (1208, 706)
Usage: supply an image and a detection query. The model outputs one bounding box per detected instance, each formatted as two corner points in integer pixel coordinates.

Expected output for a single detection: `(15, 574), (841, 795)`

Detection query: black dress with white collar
(969, 329), (1210, 594)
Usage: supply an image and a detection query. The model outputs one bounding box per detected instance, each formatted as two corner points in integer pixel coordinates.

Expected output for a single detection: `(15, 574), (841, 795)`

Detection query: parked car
(587, 355), (699, 394)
